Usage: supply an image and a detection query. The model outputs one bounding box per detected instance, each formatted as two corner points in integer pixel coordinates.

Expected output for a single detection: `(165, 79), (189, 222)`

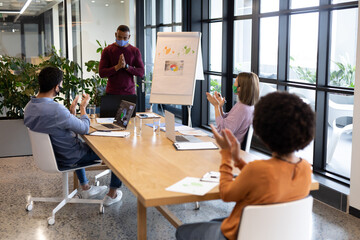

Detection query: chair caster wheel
(100, 205), (105, 214)
(26, 203), (33, 211)
(47, 217), (55, 225)
(194, 202), (200, 210)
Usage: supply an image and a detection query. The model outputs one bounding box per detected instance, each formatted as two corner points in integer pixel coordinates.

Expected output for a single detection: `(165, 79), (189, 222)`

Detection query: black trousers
(176, 218), (228, 240)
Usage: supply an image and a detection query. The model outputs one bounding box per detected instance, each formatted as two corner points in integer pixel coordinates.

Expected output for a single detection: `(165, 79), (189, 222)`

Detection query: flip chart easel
(150, 32), (204, 127)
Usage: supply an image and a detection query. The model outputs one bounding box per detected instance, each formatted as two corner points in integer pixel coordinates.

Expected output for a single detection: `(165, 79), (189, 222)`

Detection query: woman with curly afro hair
(176, 91), (315, 240)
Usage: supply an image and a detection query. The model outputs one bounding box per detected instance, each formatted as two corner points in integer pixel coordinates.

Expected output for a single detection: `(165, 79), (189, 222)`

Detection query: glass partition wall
(0, 0), (134, 75)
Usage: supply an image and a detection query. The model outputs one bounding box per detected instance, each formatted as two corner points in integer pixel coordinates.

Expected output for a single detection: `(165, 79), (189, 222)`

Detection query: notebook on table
(91, 100), (136, 131)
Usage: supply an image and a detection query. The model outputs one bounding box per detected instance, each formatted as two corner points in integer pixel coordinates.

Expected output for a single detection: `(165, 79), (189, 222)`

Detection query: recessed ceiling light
(120, 1), (124, 3)
(0, 3), (3, 7)
(91, 0), (95, 2)
(105, 3), (109, 6)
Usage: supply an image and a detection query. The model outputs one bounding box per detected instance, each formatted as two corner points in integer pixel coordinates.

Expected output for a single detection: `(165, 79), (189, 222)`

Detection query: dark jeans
(75, 148), (122, 189)
(176, 218), (228, 240)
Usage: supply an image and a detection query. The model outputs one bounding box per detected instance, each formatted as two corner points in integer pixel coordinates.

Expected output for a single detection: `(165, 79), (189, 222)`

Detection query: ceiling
(0, 0), (62, 17)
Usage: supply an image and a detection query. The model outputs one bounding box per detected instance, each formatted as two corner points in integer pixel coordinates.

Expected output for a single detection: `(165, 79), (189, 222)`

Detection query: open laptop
(100, 94), (137, 118)
(91, 100), (136, 131)
(164, 110), (202, 143)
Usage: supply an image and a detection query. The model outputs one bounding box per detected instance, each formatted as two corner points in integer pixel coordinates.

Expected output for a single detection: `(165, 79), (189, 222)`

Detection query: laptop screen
(114, 100), (136, 129)
(100, 95), (137, 118)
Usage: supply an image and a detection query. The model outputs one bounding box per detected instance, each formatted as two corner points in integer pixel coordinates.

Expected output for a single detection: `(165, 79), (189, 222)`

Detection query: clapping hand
(206, 91), (225, 107)
(211, 124), (246, 169)
(214, 91), (226, 107)
(70, 95), (79, 115)
(206, 92), (220, 106)
(80, 93), (90, 109)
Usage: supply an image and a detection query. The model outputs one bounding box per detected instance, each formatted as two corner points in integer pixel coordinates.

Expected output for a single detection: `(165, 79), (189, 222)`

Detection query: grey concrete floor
(1, 156), (360, 240)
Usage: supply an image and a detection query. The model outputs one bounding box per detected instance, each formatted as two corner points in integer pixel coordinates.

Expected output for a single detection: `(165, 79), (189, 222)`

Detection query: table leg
(137, 199), (147, 240)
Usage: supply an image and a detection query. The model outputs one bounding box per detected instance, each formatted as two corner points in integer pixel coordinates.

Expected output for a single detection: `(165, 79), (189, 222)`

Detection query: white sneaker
(103, 190), (123, 207)
(79, 185), (108, 199)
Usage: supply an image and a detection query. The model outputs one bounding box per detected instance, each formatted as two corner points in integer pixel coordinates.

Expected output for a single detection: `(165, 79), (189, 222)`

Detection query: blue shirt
(24, 97), (90, 167)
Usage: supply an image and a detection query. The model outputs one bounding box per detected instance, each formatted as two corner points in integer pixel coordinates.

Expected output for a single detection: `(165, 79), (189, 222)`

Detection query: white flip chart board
(150, 32), (204, 106)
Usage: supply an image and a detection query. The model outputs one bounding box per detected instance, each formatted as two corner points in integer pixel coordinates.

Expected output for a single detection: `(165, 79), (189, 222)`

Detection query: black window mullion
(201, 0), (210, 126)
(314, 0), (331, 170)
(277, 0), (290, 91)
(222, 0), (234, 112)
(136, 0), (146, 112)
(251, 0), (260, 75)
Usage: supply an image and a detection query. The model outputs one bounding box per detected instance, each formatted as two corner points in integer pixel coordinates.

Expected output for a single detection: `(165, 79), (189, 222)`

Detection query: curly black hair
(38, 66), (63, 93)
(253, 91), (315, 155)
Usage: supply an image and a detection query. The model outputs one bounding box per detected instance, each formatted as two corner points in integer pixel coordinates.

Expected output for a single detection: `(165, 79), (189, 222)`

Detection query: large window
(142, 0), (182, 115)
(195, 0), (357, 183)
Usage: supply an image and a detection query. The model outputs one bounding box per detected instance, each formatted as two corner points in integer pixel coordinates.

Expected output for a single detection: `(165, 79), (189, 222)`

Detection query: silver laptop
(164, 110), (202, 143)
(91, 100), (136, 131)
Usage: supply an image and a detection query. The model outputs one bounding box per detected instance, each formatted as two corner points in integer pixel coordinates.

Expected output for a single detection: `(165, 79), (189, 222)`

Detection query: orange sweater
(219, 150), (312, 240)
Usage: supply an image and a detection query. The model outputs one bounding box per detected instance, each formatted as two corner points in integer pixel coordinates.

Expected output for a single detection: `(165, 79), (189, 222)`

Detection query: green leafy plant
(39, 47), (91, 109)
(84, 40), (108, 106)
(144, 71), (153, 95)
(0, 56), (39, 119)
(289, 56), (316, 84)
(290, 56), (355, 88)
(210, 78), (221, 93)
(330, 61), (355, 88)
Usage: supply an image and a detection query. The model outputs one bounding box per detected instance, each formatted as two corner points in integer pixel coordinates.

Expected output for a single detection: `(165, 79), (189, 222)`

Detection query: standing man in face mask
(99, 25), (145, 95)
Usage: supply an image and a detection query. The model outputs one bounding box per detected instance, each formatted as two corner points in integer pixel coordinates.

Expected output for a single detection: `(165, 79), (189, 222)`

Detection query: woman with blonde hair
(206, 72), (259, 144)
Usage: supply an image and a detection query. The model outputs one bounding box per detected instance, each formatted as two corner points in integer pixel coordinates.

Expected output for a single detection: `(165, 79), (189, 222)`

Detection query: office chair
(241, 125), (254, 152)
(327, 99), (353, 164)
(237, 196), (313, 240)
(26, 129), (105, 225)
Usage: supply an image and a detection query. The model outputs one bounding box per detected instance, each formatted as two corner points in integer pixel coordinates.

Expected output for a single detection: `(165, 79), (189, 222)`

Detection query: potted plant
(0, 55), (39, 157)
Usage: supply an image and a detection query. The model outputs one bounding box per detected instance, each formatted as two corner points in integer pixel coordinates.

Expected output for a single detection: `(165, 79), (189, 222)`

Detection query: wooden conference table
(82, 115), (319, 240)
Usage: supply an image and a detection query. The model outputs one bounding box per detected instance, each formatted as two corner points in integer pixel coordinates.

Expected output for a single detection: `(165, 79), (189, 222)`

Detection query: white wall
(80, 0), (136, 79)
(350, 2), (360, 211)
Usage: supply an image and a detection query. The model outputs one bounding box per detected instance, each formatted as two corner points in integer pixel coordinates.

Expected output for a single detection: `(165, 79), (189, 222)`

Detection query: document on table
(178, 129), (209, 136)
(136, 113), (160, 118)
(160, 125), (194, 132)
(89, 131), (130, 137)
(173, 142), (218, 151)
(166, 177), (219, 196)
(96, 118), (114, 124)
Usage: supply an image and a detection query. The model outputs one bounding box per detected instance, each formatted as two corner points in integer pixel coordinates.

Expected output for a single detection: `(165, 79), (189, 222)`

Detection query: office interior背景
(1, 0), (360, 239)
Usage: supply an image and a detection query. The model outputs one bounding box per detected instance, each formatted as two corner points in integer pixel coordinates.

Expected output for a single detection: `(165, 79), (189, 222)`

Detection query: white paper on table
(136, 113), (160, 118)
(178, 129), (209, 136)
(165, 177), (219, 196)
(96, 118), (115, 124)
(89, 131), (130, 137)
(174, 142), (218, 150)
(161, 125), (194, 132)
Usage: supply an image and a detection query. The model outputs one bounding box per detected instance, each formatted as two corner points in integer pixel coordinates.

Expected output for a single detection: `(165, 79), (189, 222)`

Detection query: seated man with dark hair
(176, 91), (315, 240)
(24, 66), (122, 206)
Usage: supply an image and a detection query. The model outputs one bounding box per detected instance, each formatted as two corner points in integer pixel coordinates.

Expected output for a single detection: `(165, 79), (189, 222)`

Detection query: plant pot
(0, 119), (32, 157)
